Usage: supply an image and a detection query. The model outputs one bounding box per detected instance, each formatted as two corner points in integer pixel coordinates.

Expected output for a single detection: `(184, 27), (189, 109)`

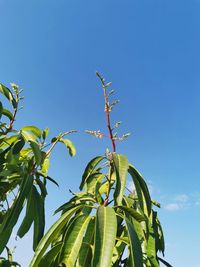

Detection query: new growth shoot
(85, 72), (130, 152)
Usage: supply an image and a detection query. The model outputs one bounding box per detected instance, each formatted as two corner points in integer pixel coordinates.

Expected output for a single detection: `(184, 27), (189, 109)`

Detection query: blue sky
(1, 0), (200, 266)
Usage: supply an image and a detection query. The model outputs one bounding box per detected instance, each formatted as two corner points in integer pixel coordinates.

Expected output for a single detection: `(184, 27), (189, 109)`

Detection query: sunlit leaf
(92, 206), (117, 267)
(59, 214), (91, 266)
(113, 153), (128, 206)
(60, 138), (76, 157)
(125, 217), (143, 267)
(29, 205), (85, 267)
(22, 126), (41, 138)
(29, 141), (42, 166)
(80, 156), (104, 190)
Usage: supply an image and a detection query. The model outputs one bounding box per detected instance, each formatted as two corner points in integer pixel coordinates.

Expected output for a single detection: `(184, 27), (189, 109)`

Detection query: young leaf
(42, 128), (49, 140)
(0, 84), (17, 108)
(22, 126), (41, 138)
(59, 138), (76, 157)
(21, 130), (37, 142)
(41, 157), (50, 176)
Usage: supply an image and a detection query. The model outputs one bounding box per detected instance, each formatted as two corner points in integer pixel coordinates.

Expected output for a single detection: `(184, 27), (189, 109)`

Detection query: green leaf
(86, 173), (103, 194)
(12, 138), (25, 155)
(113, 153), (128, 206)
(59, 214), (91, 267)
(41, 157), (50, 176)
(21, 126), (41, 138)
(0, 84), (17, 108)
(17, 188), (34, 238)
(54, 194), (96, 215)
(0, 175), (34, 253)
(117, 206), (146, 222)
(32, 186), (45, 251)
(29, 141), (42, 166)
(147, 225), (159, 267)
(46, 176), (59, 187)
(152, 211), (165, 255)
(128, 164), (152, 216)
(99, 167), (116, 195)
(158, 257), (173, 267)
(80, 156), (105, 190)
(0, 101), (3, 119)
(60, 138), (76, 157)
(38, 243), (62, 267)
(42, 128), (49, 140)
(77, 217), (95, 267)
(92, 206), (117, 267)
(125, 217), (143, 267)
(2, 108), (13, 121)
(0, 135), (18, 149)
(21, 130), (37, 142)
(35, 176), (47, 197)
(29, 205), (85, 267)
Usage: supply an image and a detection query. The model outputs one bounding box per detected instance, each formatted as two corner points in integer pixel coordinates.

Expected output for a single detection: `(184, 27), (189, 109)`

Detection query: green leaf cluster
(0, 80), (171, 267)
(30, 153), (171, 267)
(0, 83), (75, 264)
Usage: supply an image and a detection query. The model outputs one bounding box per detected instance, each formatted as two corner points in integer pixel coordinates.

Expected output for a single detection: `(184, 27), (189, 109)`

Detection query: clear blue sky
(1, 0), (200, 266)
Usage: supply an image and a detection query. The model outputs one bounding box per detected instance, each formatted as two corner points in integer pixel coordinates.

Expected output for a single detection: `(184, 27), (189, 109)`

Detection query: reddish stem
(103, 89), (116, 152)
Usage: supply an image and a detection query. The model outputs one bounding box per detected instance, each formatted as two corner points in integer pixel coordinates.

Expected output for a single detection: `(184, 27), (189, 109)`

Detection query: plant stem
(97, 72), (116, 152)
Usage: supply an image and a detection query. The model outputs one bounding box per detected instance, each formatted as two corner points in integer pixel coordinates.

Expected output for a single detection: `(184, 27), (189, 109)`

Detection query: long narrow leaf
(60, 138), (76, 157)
(17, 188), (34, 238)
(125, 217), (143, 267)
(38, 243), (62, 267)
(80, 156), (104, 190)
(32, 186), (45, 251)
(29, 205), (85, 267)
(59, 214), (91, 267)
(128, 164), (152, 216)
(0, 175), (33, 253)
(92, 206), (117, 267)
(29, 141), (42, 166)
(22, 126), (41, 138)
(158, 257), (173, 267)
(113, 154), (128, 206)
(77, 217), (95, 267)
(117, 206), (146, 222)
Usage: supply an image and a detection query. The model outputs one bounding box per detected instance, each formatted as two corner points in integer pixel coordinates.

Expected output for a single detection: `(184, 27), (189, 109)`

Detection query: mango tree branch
(96, 72), (116, 152)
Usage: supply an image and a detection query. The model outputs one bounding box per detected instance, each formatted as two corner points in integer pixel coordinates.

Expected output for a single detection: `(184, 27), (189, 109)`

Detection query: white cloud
(174, 194), (189, 203)
(162, 193), (200, 211)
(164, 203), (180, 211)
(164, 194), (190, 211)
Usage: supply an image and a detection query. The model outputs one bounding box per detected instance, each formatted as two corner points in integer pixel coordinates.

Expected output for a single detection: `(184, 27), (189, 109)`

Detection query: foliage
(0, 83), (76, 265)
(30, 74), (172, 267)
